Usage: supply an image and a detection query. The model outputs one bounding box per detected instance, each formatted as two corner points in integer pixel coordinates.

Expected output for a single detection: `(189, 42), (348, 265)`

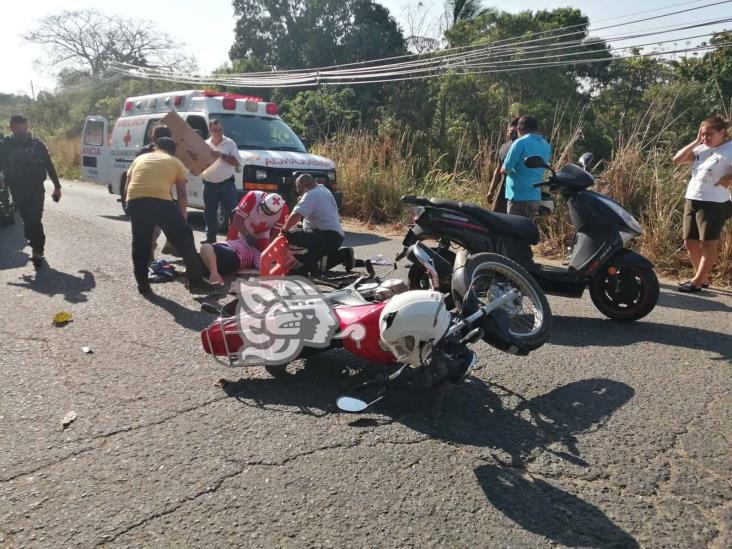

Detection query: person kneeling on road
(281, 174), (344, 276)
(125, 137), (220, 296)
(227, 190), (289, 251)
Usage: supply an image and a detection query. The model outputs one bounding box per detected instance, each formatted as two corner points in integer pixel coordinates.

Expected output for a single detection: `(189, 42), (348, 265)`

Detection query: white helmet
(261, 193), (285, 216)
(379, 290), (452, 366)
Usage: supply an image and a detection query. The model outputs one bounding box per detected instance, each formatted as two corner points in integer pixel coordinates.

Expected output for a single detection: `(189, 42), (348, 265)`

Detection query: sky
(0, 0), (729, 96)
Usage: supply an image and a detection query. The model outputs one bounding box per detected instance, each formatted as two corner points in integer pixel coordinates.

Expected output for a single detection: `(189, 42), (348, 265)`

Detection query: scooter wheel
(589, 266), (659, 321)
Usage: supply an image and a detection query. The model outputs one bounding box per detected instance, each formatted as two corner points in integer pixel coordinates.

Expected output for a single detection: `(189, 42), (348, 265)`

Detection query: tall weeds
(315, 119), (731, 285)
(47, 136), (81, 179)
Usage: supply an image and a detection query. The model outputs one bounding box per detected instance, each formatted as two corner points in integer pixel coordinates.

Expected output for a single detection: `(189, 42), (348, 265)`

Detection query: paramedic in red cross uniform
(199, 191), (288, 283)
(227, 191), (289, 250)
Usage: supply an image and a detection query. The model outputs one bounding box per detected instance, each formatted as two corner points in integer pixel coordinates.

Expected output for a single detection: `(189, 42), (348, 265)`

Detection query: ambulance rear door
(80, 116), (110, 183)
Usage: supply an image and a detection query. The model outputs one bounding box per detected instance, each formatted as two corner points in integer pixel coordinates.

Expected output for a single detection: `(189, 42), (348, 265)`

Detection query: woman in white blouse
(672, 116), (732, 292)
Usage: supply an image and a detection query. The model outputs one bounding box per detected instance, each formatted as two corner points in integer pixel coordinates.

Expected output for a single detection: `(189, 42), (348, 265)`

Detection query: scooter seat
(428, 198), (540, 244)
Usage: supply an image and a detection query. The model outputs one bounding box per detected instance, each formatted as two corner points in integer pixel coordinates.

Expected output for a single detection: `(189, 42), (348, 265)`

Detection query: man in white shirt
(281, 174), (344, 275)
(201, 119), (241, 244)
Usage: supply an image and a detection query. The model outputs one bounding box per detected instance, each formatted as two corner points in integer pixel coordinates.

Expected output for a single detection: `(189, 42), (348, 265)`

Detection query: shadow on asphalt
(658, 284), (732, 312)
(7, 267), (96, 303)
(0, 217), (30, 270)
(219, 361), (636, 546)
(551, 315), (732, 361)
(343, 230), (391, 248)
(475, 464), (638, 548)
(97, 214), (130, 222)
(142, 291), (214, 331)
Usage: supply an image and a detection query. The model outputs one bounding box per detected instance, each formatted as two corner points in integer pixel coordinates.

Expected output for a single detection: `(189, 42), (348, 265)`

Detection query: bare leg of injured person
(200, 244), (225, 285)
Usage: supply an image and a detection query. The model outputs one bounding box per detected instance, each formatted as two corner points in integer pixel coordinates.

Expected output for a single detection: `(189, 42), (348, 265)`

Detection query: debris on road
(368, 254), (392, 265)
(81, 346), (93, 354)
(61, 411), (77, 430)
(52, 312), (73, 327)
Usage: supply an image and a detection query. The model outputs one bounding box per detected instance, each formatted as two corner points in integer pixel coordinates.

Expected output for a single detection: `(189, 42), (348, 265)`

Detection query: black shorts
(212, 243), (241, 275)
(683, 199), (732, 241)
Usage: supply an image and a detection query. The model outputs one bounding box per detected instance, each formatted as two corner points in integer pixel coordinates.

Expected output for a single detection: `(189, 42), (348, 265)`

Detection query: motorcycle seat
(428, 198), (540, 244)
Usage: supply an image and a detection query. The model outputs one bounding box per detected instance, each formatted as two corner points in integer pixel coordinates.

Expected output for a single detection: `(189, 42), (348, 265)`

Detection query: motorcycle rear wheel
(460, 253), (553, 351)
(589, 266), (659, 321)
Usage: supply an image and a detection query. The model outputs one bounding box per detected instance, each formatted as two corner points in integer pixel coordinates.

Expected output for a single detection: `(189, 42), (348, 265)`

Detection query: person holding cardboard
(125, 137), (220, 296)
(201, 119), (241, 244)
(134, 123), (178, 258)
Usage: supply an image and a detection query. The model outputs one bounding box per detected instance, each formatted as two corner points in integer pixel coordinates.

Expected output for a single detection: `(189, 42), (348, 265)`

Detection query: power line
(202, 0), (732, 76)
(106, 0), (732, 88)
(109, 40), (731, 88)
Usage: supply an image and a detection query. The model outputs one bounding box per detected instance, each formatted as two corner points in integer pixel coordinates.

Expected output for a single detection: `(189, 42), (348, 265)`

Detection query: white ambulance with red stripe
(80, 90), (339, 232)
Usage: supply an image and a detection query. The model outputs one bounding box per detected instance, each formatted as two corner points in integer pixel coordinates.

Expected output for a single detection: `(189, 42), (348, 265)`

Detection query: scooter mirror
(579, 152), (595, 170)
(336, 396), (370, 413)
(524, 155), (549, 169)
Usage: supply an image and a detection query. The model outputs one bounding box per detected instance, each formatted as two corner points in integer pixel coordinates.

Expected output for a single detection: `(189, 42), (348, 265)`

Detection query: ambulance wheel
(216, 203), (230, 234)
(120, 176), (129, 216)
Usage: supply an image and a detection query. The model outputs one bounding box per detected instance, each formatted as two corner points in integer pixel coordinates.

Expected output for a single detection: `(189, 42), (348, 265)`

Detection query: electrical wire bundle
(108, 0), (732, 88)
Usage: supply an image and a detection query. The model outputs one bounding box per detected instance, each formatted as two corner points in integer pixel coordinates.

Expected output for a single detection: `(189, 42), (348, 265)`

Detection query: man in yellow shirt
(126, 137), (219, 295)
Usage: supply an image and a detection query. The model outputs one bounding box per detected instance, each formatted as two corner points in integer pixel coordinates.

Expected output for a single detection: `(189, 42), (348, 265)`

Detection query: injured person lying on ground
(200, 238), (261, 284)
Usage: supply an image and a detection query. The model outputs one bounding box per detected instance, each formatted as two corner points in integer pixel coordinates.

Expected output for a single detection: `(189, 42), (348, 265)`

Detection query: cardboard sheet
(158, 111), (214, 176)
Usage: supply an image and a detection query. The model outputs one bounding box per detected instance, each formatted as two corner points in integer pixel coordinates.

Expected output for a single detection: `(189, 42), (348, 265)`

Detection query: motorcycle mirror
(336, 395), (371, 413)
(524, 155), (550, 169)
(579, 152), (595, 170)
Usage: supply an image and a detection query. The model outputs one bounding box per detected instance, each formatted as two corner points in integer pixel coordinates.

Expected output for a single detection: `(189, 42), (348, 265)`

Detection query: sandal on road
(677, 281), (703, 293)
(678, 280), (710, 289)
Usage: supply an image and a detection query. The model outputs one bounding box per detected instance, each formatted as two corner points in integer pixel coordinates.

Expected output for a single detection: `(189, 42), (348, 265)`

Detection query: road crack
(0, 396), (228, 483)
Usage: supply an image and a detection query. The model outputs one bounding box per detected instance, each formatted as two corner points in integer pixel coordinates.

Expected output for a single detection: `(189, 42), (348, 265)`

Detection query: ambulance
(80, 90), (340, 231)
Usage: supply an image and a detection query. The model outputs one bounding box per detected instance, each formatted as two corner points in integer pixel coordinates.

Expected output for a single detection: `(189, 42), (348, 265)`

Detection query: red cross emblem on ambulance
(123, 130), (132, 146)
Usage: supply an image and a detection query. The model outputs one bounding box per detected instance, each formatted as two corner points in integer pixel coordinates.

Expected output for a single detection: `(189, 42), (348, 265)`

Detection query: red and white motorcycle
(201, 250), (552, 412)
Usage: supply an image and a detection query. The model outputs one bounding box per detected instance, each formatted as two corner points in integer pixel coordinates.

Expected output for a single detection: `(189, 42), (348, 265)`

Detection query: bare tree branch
(25, 9), (196, 76)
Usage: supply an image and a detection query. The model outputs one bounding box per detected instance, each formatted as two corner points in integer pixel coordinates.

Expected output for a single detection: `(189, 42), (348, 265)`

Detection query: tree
(229, 0), (406, 69)
(445, 0), (486, 27)
(26, 10), (194, 77)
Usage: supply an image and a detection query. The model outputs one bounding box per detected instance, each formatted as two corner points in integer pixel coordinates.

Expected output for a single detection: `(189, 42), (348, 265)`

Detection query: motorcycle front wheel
(588, 265), (659, 321)
(459, 253), (553, 352)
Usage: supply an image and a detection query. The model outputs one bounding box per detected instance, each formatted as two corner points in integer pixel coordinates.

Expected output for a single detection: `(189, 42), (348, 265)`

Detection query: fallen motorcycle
(200, 251), (552, 412)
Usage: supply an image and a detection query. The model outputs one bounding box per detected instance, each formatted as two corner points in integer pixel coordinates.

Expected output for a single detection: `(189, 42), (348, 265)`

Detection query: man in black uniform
(487, 117), (519, 214)
(1, 115), (61, 268)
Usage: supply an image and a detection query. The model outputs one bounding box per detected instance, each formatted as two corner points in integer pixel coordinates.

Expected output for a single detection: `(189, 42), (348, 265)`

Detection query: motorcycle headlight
(255, 169), (267, 181)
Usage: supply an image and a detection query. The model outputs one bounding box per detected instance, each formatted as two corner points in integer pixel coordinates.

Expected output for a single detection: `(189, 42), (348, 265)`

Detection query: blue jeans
(203, 177), (237, 241)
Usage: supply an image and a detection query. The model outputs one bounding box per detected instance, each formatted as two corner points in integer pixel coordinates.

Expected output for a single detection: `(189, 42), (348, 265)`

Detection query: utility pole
(30, 80), (35, 101)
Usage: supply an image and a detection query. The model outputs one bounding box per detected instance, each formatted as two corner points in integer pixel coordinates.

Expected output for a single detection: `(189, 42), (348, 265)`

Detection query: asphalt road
(1, 181), (730, 548)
